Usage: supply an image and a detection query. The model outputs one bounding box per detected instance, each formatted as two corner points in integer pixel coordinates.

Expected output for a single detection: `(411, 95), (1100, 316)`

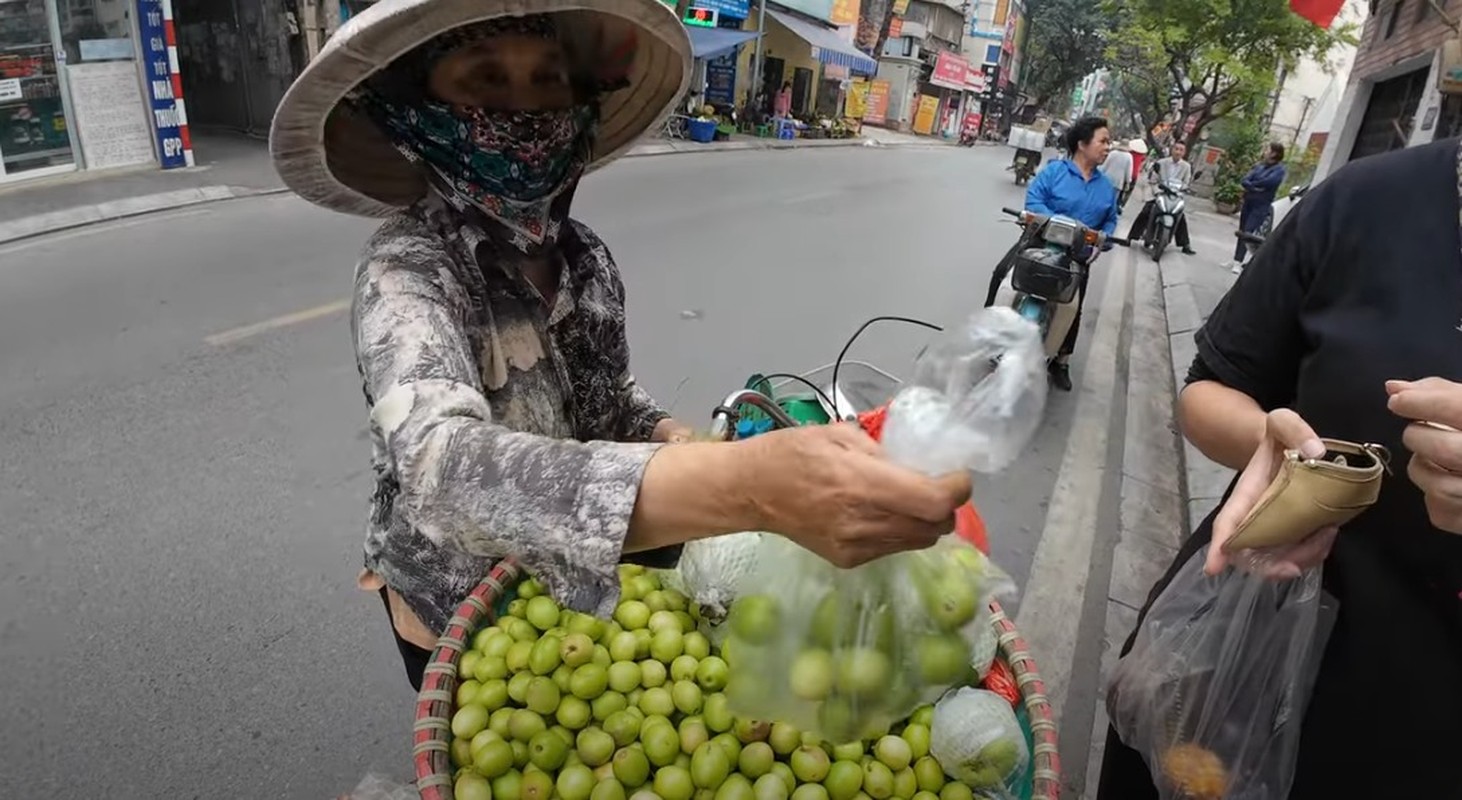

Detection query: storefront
(742, 6), (875, 118)
(681, 1), (759, 112)
(923, 50), (969, 139)
(1, 0), (185, 184)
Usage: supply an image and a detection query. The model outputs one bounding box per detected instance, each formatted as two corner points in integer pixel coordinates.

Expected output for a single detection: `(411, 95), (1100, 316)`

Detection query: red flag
(1290, 0), (1346, 28)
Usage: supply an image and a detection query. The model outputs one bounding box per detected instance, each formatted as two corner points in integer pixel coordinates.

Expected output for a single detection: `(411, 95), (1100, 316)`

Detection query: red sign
(864, 79), (891, 125)
(963, 112), (982, 135)
(889, 17), (903, 38)
(929, 51), (970, 91)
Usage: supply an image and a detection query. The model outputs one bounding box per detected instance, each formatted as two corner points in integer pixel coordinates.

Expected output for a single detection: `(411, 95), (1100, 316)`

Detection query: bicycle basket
(1012, 250), (1080, 304)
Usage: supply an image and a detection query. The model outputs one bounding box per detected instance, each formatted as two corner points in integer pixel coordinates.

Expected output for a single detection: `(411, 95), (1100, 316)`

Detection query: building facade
(1316, 0), (1462, 181)
(873, 0), (975, 134)
(1, 0), (196, 184)
(1266, 0), (1365, 154)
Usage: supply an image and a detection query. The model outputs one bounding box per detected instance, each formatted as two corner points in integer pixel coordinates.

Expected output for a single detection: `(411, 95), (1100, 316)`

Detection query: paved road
(0, 144), (1139, 798)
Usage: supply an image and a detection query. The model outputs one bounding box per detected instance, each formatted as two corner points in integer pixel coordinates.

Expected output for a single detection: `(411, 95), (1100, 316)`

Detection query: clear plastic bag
(1106, 551), (1338, 800)
(720, 309), (1038, 741)
(930, 687), (1030, 799)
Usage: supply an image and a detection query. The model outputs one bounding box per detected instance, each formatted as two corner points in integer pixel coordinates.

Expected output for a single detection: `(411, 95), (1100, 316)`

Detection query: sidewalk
(0, 125), (949, 246)
(1159, 198), (1242, 530)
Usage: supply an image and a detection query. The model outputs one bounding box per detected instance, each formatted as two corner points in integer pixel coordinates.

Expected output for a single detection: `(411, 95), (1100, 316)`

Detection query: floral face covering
(351, 15), (599, 254)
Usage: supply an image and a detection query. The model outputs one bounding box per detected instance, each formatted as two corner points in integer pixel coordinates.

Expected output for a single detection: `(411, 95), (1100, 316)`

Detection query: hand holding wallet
(1223, 438), (1390, 553)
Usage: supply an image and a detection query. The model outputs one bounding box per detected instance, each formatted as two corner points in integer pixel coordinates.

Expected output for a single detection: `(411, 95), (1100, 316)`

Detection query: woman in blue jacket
(983, 115), (1118, 391)
(1231, 143), (1288, 273)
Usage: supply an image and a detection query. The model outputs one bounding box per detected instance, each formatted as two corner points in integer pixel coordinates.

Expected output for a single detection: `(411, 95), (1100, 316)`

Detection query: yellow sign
(831, 0), (860, 26)
(994, 0), (1009, 25)
(846, 80), (870, 119)
(892, 0), (910, 14)
(913, 94), (940, 135)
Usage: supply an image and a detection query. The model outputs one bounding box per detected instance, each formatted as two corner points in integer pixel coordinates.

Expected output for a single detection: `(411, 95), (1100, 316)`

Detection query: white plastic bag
(340, 773), (417, 800)
(930, 687), (1030, 798)
(1106, 551), (1337, 800)
(673, 531), (765, 620)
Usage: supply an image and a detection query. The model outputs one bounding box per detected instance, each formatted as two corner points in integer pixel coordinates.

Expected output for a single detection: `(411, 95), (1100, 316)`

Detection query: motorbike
(959, 129), (979, 147)
(1260, 182), (1308, 238)
(1141, 179), (1190, 263)
(1012, 148), (1042, 185)
(1000, 207), (1129, 357)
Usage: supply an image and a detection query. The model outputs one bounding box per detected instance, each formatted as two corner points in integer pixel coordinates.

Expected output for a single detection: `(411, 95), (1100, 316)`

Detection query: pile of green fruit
(720, 539), (1006, 744)
(446, 566), (1000, 800)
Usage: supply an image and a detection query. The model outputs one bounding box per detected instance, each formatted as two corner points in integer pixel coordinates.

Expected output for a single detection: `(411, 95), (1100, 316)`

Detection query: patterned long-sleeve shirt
(352, 193), (674, 634)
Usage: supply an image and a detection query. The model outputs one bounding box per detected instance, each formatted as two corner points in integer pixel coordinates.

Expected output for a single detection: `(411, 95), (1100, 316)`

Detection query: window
(985, 43), (1001, 64)
(1384, 0), (1404, 38)
(59, 0), (135, 63)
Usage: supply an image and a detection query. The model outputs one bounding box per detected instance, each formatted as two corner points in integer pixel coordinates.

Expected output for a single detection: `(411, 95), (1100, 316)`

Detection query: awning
(766, 9), (877, 75)
(685, 26), (759, 60)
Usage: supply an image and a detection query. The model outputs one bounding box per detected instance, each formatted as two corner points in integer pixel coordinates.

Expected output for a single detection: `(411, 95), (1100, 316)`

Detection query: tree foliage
(1021, 0), (1114, 112)
(1103, 0), (1353, 150)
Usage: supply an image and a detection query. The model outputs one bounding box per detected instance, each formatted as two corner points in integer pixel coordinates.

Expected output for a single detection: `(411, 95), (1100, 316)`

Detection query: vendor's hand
(652, 418), (694, 444)
(1207, 409), (1338, 579)
(745, 424), (972, 568)
(1387, 378), (1462, 534)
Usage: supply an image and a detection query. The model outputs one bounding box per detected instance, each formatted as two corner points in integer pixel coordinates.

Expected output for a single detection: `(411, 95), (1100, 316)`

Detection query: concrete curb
(0, 137), (950, 246)
(0, 185), (290, 247)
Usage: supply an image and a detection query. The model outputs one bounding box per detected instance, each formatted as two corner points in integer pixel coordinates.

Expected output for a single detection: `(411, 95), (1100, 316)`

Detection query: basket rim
(412, 568), (1062, 800)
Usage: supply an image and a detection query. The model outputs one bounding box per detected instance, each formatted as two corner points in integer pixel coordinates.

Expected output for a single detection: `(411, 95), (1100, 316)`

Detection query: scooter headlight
(1044, 217), (1079, 247)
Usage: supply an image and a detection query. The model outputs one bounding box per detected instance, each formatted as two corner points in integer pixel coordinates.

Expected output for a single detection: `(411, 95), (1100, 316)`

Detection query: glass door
(0, 0), (75, 179)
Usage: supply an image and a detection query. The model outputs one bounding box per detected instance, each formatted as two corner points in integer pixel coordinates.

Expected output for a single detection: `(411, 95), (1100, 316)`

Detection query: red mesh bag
(983, 657), (1021, 706)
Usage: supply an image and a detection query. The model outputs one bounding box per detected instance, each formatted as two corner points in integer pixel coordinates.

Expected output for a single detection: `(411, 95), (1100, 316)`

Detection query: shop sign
(776, 0), (836, 22)
(705, 55), (737, 105)
(137, 0), (189, 169)
(913, 94), (940, 134)
(1440, 37), (1462, 95)
(846, 80), (870, 118)
(689, 0), (752, 20)
(831, 0), (860, 26)
(1002, 10), (1018, 54)
(864, 79), (891, 124)
(892, 0), (910, 13)
(684, 8), (719, 27)
(929, 51), (970, 91)
(962, 112), (982, 135)
(0, 78), (20, 103)
(889, 17), (903, 38)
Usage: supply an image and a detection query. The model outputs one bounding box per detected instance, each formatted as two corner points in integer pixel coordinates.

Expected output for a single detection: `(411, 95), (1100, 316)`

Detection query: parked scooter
(1140, 179), (1190, 263)
(1000, 207), (1129, 357)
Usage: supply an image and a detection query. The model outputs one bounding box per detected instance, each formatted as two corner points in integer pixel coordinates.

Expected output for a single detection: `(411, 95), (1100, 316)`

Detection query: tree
(1020, 0), (1114, 112)
(1103, 0), (1353, 151)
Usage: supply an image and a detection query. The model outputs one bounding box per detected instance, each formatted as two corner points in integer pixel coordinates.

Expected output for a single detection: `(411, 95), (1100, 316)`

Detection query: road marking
(205, 299), (350, 347)
(1015, 250), (1132, 725)
(0, 208), (213, 257)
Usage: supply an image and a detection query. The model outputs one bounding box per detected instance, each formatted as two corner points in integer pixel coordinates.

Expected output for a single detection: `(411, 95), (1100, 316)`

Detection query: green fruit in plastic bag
(913, 635), (972, 685)
(728, 595), (780, 645)
(979, 738), (1020, 778)
(835, 648), (892, 697)
(789, 649), (836, 700)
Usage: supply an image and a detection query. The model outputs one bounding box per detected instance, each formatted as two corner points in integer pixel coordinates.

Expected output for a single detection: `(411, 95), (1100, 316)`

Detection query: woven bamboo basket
(413, 560), (1062, 800)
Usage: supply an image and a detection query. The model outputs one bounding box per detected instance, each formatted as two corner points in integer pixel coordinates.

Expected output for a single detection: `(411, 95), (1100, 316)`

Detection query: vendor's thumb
(932, 471), (974, 510)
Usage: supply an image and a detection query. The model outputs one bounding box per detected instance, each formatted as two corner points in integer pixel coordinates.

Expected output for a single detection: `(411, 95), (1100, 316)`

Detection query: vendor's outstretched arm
(354, 249), (753, 618)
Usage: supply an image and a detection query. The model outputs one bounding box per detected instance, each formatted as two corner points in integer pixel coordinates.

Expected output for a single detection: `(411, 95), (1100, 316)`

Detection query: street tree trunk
(870, 0), (897, 66)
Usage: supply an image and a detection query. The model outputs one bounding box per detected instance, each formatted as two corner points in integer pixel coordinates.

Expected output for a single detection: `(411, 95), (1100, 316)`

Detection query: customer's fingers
(1266, 409), (1324, 457)
(1388, 378), (1462, 430)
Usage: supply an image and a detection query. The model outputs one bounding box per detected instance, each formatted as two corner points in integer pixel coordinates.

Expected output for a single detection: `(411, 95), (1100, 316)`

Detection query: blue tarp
(686, 26), (760, 60)
(765, 9), (877, 75)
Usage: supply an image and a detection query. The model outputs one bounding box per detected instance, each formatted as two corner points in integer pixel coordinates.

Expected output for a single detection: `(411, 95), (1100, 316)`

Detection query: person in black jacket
(1230, 142), (1288, 273)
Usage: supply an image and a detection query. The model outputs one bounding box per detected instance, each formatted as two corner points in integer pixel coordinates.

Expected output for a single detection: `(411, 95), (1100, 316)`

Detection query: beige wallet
(1223, 438), (1390, 553)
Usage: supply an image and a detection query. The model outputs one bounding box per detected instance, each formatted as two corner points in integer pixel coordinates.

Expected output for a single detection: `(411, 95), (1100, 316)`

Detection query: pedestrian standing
(774, 81), (792, 119)
(1102, 140), (1135, 212)
(1230, 142), (1289, 273)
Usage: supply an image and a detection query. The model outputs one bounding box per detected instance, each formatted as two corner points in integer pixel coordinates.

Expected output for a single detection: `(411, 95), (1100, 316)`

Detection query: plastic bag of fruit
(720, 309), (1040, 741)
(1105, 550), (1337, 800)
(930, 687), (1030, 799)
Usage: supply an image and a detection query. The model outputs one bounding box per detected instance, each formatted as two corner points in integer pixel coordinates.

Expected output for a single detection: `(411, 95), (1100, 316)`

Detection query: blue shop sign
(136, 0), (189, 169)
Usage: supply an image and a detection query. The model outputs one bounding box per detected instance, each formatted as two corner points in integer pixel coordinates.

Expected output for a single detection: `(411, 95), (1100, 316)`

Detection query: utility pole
(750, 0), (769, 111)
